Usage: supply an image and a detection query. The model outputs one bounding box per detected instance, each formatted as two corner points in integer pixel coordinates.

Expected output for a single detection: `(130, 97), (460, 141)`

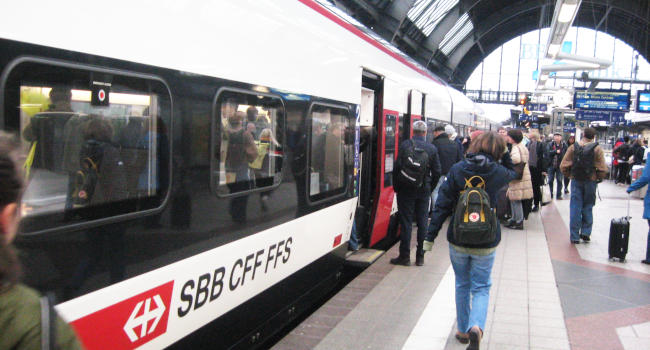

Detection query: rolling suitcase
(496, 185), (510, 221)
(608, 195), (630, 262)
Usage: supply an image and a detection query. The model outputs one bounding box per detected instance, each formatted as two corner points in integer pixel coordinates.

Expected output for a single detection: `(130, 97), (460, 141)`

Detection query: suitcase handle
(627, 193), (631, 219)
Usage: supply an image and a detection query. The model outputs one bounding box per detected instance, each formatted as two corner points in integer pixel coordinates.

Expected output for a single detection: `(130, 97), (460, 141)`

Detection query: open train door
(356, 69), (401, 248)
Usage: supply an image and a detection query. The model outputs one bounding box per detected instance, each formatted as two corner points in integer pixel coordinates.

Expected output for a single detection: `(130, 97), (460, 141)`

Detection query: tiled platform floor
(272, 180), (650, 350)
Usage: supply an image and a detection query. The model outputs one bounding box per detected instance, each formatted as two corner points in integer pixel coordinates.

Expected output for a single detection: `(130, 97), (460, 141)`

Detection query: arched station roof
(328, 0), (649, 89)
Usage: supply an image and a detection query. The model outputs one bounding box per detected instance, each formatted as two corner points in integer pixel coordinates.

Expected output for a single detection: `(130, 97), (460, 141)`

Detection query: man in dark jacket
(391, 120), (441, 266)
(546, 133), (567, 199)
(560, 128), (608, 243)
(431, 126), (464, 206)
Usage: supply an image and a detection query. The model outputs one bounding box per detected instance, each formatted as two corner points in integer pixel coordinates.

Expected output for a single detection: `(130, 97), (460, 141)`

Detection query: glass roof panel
(439, 13), (473, 55)
(407, 0), (459, 36)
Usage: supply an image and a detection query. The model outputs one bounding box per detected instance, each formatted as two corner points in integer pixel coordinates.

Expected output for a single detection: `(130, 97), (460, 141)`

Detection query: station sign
(610, 113), (633, 126)
(637, 90), (650, 113)
(575, 110), (613, 121)
(563, 121), (576, 133)
(573, 89), (630, 111)
(525, 103), (548, 112)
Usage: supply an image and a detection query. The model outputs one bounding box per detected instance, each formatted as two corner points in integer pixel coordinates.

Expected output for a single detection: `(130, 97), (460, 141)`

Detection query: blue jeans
(431, 176), (446, 211)
(449, 244), (496, 333)
(397, 192), (430, 256)
(569, 180), (598, 241)
(348, 220), (360, 250)
(547, 167), (563, 198)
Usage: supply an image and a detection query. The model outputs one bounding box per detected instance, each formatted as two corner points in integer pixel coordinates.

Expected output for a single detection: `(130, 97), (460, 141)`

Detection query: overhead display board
(573, 89), (630, 111)
(637, 90), (650, 113)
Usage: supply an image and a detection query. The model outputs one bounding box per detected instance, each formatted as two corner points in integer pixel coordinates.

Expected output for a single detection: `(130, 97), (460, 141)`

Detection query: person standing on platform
(631, 138), (645, 166)
(546, 133), (567, 199)
(505, 129), (533, 230)
(424, 132), (516, 349)
(390, 120), (441, 267)
(560, 128), (608, 244)
(431, 126), (463, 207)
(563, 135), (575, 195)
(626, 157), (650, 265)
(527, 130), (546, 212)
(614, 136), (632, 185)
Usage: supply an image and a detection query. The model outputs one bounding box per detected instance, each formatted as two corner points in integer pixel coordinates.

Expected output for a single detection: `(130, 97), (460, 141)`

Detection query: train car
(0, 1), (477, 349)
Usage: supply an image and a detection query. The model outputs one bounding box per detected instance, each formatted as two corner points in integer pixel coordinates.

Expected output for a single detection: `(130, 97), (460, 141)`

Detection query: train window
(308, 104), (353, 202)
(212, 89), (284, 196)
(384, 114), (396, 188)
(2, 60), (171, 233)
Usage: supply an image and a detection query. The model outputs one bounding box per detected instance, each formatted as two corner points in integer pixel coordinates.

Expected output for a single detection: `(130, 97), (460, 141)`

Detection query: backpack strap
(40, 292), (57, 350)
(464, 175), (486, 189)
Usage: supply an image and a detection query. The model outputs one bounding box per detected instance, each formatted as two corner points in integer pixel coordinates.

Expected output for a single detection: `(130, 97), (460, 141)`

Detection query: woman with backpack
(425, 132), (516, 349)
(505, 129), (534, 230)
(0, 132), (83, 349)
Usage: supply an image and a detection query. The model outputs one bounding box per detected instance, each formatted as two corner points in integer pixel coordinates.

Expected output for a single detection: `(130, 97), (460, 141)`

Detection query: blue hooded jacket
(627, 160), (650, 219)
(426, 152), (517, 248)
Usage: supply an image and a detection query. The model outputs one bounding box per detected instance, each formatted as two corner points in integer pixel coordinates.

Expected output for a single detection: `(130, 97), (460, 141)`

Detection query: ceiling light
(558, 3), (577, 23)
(548, 44), (561, 57)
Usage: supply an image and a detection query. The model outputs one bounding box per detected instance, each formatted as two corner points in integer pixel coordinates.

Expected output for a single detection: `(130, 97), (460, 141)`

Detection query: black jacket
(631, 144), (645, 165)
(393, 135), (442, 195)
(527, 140), (547, 169)
(426, 152), (517, 248)
(546, 141), (567, 169)
(433, 133), (464, 175)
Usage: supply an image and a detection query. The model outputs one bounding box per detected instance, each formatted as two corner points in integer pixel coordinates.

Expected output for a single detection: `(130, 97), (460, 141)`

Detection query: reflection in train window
(18, 80), (168, 224)
(309, 104), (353, 201)
(212, 90), (284, 196)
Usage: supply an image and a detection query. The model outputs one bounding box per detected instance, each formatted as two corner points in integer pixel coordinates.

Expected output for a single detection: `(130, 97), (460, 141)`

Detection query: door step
(345, 248), (384, 267)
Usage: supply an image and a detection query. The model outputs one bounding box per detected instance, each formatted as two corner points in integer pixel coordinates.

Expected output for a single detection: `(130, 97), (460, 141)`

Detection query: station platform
(272, 181), (650, 350)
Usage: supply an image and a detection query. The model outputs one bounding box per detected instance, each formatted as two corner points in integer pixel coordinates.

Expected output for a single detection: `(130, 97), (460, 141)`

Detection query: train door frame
(356, 69), (383, 247)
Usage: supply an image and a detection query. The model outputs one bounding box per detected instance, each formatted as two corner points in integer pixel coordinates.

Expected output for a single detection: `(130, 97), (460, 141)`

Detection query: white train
(0, 1), (489, 348)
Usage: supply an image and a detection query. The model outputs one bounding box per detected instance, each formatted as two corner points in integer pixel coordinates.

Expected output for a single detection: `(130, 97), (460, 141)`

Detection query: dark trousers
(563, 175), (570, 191)
(617, 163), (630, 184)
(396, 192), (430, 257)
(548, 167), (563, 198)
(530, 166), (543, 206)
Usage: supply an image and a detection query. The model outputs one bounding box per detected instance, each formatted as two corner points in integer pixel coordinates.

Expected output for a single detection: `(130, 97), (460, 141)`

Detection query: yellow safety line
(366, 250), (383, 262)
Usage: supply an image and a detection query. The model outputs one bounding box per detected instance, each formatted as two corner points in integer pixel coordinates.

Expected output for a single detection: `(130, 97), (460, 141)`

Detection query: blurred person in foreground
(0, 132), (83, 349)
(424, 132), (516, 349)
(627, 153), (650, 265)
(560, 128), (608, 244)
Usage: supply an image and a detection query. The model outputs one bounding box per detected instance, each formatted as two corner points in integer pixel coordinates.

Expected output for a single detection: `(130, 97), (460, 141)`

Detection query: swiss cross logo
(123, 294), (167, 342)
(71, 281), (174, 350)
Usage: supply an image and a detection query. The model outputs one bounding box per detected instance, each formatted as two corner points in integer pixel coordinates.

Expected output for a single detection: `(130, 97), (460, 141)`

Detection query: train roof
(0, 0), (473, 110)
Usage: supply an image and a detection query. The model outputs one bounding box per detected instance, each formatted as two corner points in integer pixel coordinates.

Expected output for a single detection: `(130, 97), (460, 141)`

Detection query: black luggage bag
(608, 196), (630, 261)
(496, 185), (510, 221)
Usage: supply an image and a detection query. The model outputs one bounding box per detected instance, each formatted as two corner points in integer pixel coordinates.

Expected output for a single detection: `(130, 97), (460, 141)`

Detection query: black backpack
(571, 142), (598, 181)
(72, 140), (104, 208)
(396, 139), (429, 190)
(452, 176), (497, 245)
